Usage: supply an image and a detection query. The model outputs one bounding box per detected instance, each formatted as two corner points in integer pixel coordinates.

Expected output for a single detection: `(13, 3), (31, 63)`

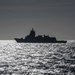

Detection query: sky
(0, 0), (75, 40)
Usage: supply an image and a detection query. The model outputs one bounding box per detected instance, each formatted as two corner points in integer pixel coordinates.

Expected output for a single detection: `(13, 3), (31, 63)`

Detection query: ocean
(0, 40), (75, 75)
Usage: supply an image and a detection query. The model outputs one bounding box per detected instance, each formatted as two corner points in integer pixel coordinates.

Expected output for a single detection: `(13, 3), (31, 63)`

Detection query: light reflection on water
(0, 40), (75, 75)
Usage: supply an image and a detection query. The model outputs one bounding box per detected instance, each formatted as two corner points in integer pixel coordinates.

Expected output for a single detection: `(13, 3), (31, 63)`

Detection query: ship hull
(14, 38), (67, 43)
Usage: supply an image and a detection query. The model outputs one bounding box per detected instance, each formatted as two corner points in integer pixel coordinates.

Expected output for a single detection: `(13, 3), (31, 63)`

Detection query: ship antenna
(32, 27), (34, 31)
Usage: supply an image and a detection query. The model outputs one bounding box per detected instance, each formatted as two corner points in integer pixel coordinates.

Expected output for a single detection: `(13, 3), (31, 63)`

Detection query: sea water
(0, 40), (75, 75)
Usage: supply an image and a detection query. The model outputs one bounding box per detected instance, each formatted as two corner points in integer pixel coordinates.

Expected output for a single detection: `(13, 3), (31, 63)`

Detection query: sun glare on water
(0, 40), (75, 75)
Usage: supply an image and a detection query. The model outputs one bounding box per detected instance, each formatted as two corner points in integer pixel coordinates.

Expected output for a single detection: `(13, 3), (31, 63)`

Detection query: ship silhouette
(14, 28), (67, 43)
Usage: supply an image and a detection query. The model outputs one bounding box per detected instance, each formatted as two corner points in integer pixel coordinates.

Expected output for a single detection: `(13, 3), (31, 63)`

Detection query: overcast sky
(0, 0), (75, 40)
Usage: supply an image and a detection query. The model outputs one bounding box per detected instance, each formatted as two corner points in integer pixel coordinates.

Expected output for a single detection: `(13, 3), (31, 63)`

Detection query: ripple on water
(0, 40), (75, 75)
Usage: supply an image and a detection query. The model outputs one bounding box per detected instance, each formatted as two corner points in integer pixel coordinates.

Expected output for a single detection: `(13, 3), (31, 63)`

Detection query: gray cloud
(0, 0), (75, 40)
(0, 0), (75, 12)
(0, 0), (75, 7)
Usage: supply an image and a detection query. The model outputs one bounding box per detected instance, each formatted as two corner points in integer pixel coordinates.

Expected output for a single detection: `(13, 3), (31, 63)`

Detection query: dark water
(0, 40), (75, 75)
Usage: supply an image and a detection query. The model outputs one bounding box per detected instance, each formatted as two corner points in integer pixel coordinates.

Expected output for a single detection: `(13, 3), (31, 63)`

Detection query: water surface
(0, 40), (75, 75)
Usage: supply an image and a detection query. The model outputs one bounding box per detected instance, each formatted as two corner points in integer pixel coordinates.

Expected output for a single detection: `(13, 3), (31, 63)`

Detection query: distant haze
(0, 0), (75, 40)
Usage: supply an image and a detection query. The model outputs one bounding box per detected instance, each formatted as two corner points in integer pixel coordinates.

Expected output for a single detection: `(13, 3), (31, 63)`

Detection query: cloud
(0, 0), (75, 19)
(0, 1), (75, 11)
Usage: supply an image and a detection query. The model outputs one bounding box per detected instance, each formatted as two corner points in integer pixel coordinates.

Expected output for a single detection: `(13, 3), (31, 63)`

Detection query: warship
(14, 28), (67, 43)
